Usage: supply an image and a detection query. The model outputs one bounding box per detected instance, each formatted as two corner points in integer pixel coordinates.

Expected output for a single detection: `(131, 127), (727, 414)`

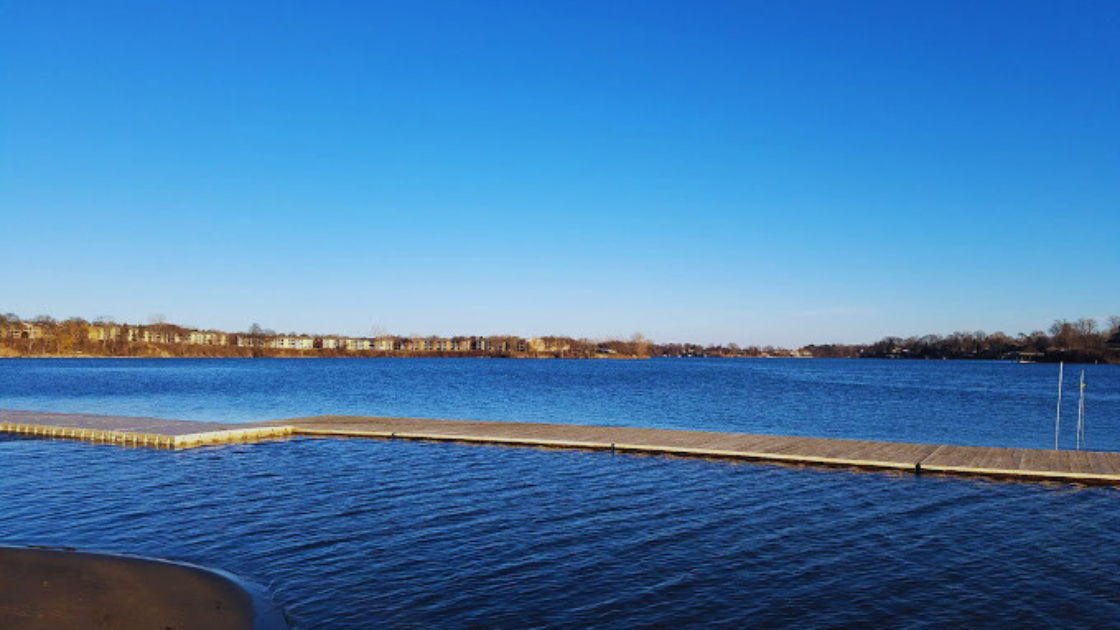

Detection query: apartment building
(188, 331), (228, 345)
(141, 329), (182, 344)
(88, 325), (122, 342)
(344, 338), (372, 351)
(4, 323), (46, 340)
(270, 336), (314, 350)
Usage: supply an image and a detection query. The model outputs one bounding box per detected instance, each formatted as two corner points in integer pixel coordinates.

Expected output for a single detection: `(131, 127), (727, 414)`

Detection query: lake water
(1, 358), (1118, 449)
(2, 358), (1119, 629)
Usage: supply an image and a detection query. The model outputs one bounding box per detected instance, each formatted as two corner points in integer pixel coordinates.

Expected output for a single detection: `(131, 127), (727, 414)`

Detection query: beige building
(405, 338), (437, 351)
(270, 336), (314, 350)
(5, 323), (46, 339)
(141, 329), (182, 344)
(188, 331), (228, 345)
(88, 325), (122, 342)
(343, 338), (373, 351)
(528, 338), (570, 353)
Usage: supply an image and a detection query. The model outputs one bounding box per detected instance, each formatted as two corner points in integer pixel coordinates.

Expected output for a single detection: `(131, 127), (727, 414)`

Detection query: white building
(270, 336), (314, 350)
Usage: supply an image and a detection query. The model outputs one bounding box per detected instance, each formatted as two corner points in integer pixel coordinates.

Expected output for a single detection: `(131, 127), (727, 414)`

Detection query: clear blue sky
(2, 1), (1117, 346)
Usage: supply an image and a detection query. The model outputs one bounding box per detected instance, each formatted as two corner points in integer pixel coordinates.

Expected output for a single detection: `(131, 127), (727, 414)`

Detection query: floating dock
(0, 410), (293, 449)
(4, 410), (1120, 484)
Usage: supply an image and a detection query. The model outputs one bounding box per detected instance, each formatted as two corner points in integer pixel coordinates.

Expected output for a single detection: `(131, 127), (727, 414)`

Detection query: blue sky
(2, 1), (1117, 346)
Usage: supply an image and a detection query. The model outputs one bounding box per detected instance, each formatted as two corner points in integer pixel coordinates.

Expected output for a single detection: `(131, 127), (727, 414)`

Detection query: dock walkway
(4, 410), (1120, 485)
(0, 410), (292, 449)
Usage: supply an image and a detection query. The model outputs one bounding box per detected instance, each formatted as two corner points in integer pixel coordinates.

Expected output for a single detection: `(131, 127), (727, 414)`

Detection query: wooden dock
(4, 410), (1120, 484)
(0, 410), (293, 449)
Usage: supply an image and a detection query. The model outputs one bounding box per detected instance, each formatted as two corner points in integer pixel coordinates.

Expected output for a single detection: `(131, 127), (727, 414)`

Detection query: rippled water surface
(2, 359), (1120, 628)
(2, 358), (1119, 449)
(3, 437), (1120, 629)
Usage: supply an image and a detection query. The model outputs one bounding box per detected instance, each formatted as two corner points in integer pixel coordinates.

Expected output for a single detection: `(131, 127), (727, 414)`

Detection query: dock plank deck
(0, 410), (293, 448)
(3, 410), (1120, 485)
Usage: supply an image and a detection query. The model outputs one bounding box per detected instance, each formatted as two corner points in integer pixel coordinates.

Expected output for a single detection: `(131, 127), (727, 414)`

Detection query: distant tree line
(804, 317), (1120, 363)
(642, 317), (1120, 364)
(3, 312), (1117, 363)
(0, 313), (656, 359)
(650, 342), (810, 358)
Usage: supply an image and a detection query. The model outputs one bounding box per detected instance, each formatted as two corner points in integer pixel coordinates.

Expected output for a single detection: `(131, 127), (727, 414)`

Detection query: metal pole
(1077, 371), (1086, 450)
(1055, 362), (1063, 450)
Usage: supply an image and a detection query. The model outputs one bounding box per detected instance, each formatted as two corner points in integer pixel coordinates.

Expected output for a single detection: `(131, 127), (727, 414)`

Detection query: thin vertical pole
(1055, 362), (1063, 450)
(1077, 371), (1086, 450)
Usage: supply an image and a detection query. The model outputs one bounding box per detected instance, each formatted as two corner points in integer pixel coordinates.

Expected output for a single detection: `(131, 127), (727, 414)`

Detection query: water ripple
(2, 436), (1120, 629)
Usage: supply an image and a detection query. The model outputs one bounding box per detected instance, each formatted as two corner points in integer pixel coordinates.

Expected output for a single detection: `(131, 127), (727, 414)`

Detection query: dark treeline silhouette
(641, 317), (1120, 363)
(807, 317), (1120, 363)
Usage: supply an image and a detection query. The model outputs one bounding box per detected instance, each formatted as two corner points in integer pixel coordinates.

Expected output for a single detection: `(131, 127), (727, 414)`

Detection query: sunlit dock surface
(0, 410), (293, 448)
(4, 410), (1120, 484)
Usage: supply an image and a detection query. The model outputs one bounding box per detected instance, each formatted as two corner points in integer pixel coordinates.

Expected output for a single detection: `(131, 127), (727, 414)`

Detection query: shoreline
(0, 546), (287, 630)
(0, 353), (651, 360)
(3, 354), (1115, 364)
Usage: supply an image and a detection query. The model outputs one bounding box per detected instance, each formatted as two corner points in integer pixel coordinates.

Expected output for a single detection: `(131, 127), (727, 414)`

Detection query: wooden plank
(1092, 453), (1120, 475)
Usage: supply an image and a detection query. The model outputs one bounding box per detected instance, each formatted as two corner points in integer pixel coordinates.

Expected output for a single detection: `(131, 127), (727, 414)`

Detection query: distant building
(5, 323), (45, 339)
(188, 331), (228, 345)
(319, 337), (342, 349)
(270, 336), (314, 350)
(1008, 351), (1044, 363)
(344, 338), (372, 351)
(1109, 331), (1120, 351)
(528, 338), (570, 353)
(407, 338), (436, 351)
(88, 325), (122, 342)
(141, 329), (182, 344)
